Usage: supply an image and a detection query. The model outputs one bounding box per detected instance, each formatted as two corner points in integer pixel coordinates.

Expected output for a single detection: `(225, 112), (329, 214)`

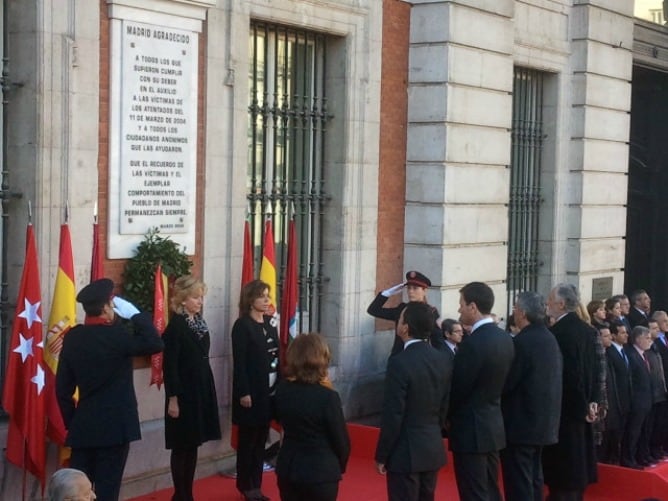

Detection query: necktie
(643, 352), (650, 372)
(621, 349), (628, 366)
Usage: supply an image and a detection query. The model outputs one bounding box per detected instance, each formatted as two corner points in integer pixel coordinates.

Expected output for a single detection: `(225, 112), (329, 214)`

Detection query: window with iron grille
(247, 21), (330, 332)
(507, 67), (544, 314)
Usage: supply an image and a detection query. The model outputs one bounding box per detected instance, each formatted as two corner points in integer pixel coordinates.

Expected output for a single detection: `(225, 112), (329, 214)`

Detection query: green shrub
(122, 228), (192, 312)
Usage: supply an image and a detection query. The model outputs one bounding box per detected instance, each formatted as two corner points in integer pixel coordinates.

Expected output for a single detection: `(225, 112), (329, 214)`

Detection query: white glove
(112, 296), (140, 319)
(381, 283), (405, 297)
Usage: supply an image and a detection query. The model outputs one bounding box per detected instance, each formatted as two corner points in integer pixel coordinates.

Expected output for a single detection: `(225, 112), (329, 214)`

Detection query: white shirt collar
(471, 317), (494, 333)
(403, 338), (423, 350)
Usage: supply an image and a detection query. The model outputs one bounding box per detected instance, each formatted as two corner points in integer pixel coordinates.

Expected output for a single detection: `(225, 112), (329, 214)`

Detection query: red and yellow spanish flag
(45, 224), (76, 451)
(259, 218), (277, 316)
(150, 264), (168, 388)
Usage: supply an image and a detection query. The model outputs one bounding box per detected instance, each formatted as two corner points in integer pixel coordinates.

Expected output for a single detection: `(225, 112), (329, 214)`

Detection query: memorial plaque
(118, 20), (197, 235)
(592, 277), (613, 301)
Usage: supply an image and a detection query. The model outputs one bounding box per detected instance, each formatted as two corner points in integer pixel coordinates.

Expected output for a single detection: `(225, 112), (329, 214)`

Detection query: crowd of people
(368, 274), (668, 501)
(46, 272), (668, 501)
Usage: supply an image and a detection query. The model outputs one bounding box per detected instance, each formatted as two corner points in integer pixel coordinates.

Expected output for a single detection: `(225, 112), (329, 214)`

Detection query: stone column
(566, 0), (633, 299)
(406, 0), (515, 313)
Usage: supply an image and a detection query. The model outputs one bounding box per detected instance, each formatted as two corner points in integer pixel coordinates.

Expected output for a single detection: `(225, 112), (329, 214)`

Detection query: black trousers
(236, 423), (269, 493)
(170, 447), (198, 501)
(622, 407), (651, 465)
(386, 470), (438, 501)
(650, 401), (668, 454)
(277, 476), (339, 501)
(599, 428), (624, 464)
(70, 443), (130, 501)
(500, 444), (544, 501)
(452, 451), (502, 501)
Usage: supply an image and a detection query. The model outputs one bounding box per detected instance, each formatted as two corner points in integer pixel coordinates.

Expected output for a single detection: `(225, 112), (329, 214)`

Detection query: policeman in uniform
(367, 270), (445, 356)
(56, 278), (164, 501)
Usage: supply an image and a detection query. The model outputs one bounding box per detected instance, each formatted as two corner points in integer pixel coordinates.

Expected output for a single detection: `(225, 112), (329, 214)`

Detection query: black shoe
(621, 461), (643, 470)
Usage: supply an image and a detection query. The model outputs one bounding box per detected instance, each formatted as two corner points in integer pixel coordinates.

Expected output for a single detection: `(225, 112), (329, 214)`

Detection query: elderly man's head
(47, 468), (95, 501)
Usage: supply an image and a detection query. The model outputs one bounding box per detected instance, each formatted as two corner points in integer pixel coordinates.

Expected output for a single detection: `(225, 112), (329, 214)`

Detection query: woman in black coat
(274, 333), (350, 501)
(163, 275), (221, 501)
(232, 279), (280, 501)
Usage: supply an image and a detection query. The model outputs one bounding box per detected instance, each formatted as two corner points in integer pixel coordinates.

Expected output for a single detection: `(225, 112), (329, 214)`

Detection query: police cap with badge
(405, 271), (431, 289)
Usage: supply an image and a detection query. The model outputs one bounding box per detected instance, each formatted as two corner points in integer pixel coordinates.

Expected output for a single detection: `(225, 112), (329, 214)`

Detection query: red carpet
(129, 424), (668, 500)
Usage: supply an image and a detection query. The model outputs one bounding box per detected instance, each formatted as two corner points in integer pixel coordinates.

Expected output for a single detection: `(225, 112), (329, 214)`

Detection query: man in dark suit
(56, 278), (164, 501)
(448, 281), (514, 501)
(441, 318), (463, 361)
(543, 283), (599, 500)
(501, 291), (562, 501)
(375, 302), (452, 501)
(621, 326), (654, 468)
(628, 289), (651, 328)
(616, 294), (633, 333)
(601, 320), (631, 465)
(651, 311), (668, 455)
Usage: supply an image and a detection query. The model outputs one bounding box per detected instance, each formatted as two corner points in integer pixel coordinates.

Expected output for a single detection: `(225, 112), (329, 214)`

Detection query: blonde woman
(163, 275), (221, 501)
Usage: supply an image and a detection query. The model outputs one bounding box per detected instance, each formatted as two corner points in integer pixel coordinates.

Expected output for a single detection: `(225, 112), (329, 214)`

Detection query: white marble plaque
(108, 17), (198, 257)
(120, 20), (196, 234)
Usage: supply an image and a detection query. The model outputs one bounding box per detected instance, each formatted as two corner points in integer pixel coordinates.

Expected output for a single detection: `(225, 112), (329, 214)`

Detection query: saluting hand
(381, 283), (405, 298)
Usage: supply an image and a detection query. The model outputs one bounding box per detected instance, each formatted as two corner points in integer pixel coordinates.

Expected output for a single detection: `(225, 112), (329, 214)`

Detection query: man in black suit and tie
(375, 302), (452, 501)
(448, 281), (514, 501)
(621, 326), (655, 468)
(601, 320), (631, 465)
(542, 283), (599, 500)
(628, 290), (651, 328)
(501, 291), (562, 501)
(616, 294), (633, 333)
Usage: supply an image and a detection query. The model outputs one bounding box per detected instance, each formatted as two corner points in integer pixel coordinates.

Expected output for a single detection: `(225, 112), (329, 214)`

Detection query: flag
(259, 218), (277, 316)
(279, 218), (298, 368)
(2, 224), (47, 486)
(90, 219), (104, 281)
(150, 264), (168, 388)
(242, 219), (254, 286)
(44, 224), (75, 449)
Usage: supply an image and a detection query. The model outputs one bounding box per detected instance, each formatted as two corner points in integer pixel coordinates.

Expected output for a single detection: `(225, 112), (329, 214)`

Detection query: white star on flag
(13, 334), (33, 363)
(18, 298), (41, 329)
(31, 365), (45, 395)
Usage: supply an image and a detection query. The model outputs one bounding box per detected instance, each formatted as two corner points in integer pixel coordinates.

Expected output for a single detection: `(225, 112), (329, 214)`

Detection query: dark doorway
(626, 66), (668, 310)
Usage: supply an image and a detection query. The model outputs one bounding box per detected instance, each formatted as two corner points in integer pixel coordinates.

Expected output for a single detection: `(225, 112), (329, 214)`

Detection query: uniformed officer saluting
(367, 270), (446, 357)
(56, 278), (164, 501)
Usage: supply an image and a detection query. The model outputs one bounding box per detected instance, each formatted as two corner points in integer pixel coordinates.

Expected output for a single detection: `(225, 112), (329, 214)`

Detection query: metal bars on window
(507, 68), (544, 310)
(247, 21), (329, 332)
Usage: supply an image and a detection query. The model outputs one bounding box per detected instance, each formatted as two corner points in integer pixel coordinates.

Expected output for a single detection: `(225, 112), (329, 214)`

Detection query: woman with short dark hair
(274, 333), (350, 501)
(232, 279), (280, 501)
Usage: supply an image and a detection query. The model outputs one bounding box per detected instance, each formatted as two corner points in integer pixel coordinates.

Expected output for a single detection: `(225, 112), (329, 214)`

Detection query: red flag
(150, 264), (168, 388)
(90, 221), (104, 281)
(2, 224), (47, 486)
(242, 219), (254, 286)
(45, 224), (76, 448)
(280, 218), (298, 368)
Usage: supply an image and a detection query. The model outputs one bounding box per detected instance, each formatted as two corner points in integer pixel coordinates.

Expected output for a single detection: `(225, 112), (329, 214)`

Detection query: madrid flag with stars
(2, 224), (47, 486)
